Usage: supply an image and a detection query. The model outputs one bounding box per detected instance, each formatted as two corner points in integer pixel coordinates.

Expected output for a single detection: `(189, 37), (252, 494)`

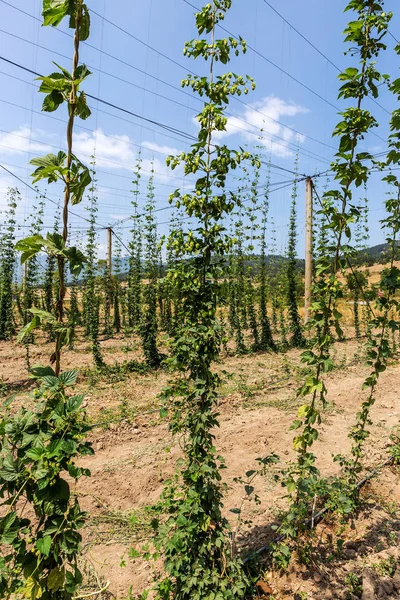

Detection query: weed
(0, 377), (10, 398)
(389, 531), (398, 546)
(371, 555), (398, 578)
(87, 505), (157, 546)
(236, 374), (255, 399)
(294, 593), (308, 600)
(345, 572), (362, 598)
(390, 428), (400, 464)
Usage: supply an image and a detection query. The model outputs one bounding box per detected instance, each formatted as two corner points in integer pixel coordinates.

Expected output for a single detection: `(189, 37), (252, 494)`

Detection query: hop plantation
(0, 1), (400, 599)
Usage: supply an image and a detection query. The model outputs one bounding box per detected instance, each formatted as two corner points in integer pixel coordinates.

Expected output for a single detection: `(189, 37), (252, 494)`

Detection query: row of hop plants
(0, 154), (374, 370)
(0, 0), (399, 598)
(146, 0), (400, 595)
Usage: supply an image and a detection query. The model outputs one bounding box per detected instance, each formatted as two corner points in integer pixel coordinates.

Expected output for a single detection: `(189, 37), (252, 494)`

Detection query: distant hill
(112, 253), (304, 281)
(87, 246), (394, 280)
(17, 243), (398, 286)
(355, 242), (400, 265)
(365, 243), (387, 257)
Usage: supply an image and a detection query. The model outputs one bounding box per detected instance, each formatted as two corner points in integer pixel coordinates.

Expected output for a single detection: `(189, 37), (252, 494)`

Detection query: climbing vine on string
(0, 1), (95, 598)
(273, 0), (391, 566)
(153, 1), (260, 597)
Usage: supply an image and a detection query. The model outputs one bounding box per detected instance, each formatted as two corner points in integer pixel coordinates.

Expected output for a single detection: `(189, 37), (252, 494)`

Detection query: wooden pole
(107, 228), (112, 275)
(304, 177), (313, 323)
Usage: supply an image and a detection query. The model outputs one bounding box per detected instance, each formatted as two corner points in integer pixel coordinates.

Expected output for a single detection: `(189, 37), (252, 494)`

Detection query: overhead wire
(0, 149), (307, 238)
(86, 7), (338, 154)
(0, 3), (305, 258)
(0, 95), (201, 188)
(180, 0), (341, 112)
(0, 0), (392, 157)
(0, 154), (182, 202)
(0, 56), (320, 179)
(109, 227), (132, 258)
(91, 1), (392, 129)
(1, 0), (395, 246)
(107, 177), (306, 230)
(90, 8), (193, 75)
(0, 0), (340, 155)
(0, 56), (197, 142)
(0, 124), (391, 219)
(182, 0), (390, 145)
(0, 72), (197, 152)
(0, 40), (332, 166)
(0, 123), (194, 182)
(261, 0), (391, 116)
(262, 0), (338, 69)
(0, 163), (108, 228)
(2, 133), (392, 230)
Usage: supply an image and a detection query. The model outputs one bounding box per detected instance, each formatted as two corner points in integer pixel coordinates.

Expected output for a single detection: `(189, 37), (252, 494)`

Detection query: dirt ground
(1, 325), (400, 599)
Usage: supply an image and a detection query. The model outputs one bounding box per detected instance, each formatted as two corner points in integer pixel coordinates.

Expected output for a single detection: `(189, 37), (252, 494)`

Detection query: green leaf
(22, 576), (43, 599)
(66, 394), (84, 412)
(31, 151), (66, 169)
(74, 64), (91, 82)
(64, 246), (87, 275)
(33, 468), (49, 480)
(26, 447), (45, 461)
(42, 0), (70, 27)
(69, 162), (92, 205)
(2, 395), (15, 409)
(59, 369), (78, 386)
(69, 4), (91, 41)
(15, 235), (45, 264)
(37, 71), (69, 94)
(244, 485), (254, 496)
(29, 308), (58, 325)
(42, 89), (65, 112)
(80, 5), (91, 41)
(344, 67), (359, 78)
(61, 439), (77, 455)
(30, 365), (57, 379)
(47, 566), (65, 592)
(16, 316), (41, 343)
(30, 152), (67, 185)
(43, 232), (65, 254)
(41, 376), (60, 390)
(36, 535), (52, 557)
(75, 91), (91, 120)
(52, 62), (73, 80)
(67, 464), (82, 478)
(0, 511), (20, 544)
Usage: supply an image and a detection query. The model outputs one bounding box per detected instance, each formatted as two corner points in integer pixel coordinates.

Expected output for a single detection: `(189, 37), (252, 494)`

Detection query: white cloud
(142, 141), (180, 156)
(211, 96), (308, 158)
(73, 129), (185, 184)
(0, 126), (52, 156)
(73, 129), (136, 168)
(0, 125), (189, 191)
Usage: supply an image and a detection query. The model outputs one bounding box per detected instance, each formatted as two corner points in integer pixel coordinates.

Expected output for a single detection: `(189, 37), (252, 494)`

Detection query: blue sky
(0, 0), (399, 260)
